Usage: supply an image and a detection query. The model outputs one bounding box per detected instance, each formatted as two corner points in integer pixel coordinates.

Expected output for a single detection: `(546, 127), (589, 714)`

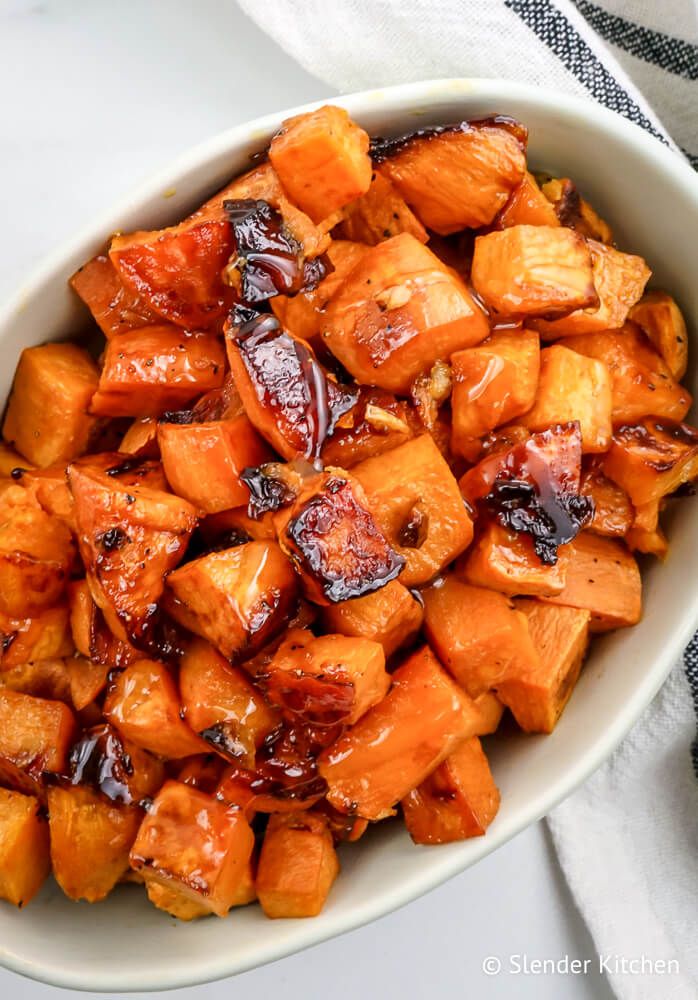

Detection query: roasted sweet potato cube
(198, 505), (276, 546)
(166, 541), (297, 659)
(540, 176), (613, 244)
(353, 435), (473, 587)
(0, 658), (71, 703)
(0, 788), (50, 907)
(473, 692), (506, 735)
(626, 522), (668, 558)
(0, 688), (76, 794)
(269, 105), (372, 223)
(471, 226), (597, 317)
(496, 171), (560, 229)
(402, 736), (500, 844)
(629, 291), (688, 380)
(322, 233), (489, 393)
(146, 881), (210, 920)
(3, 343), (99, 467)
(180, 638), (279, 766)
(13, 462), (75, 528)
(320, 579), (423, 657)
(336, 171), (428, 245)
(275, 470), (404, 604)
(90, 326), (225, 418)
(68, 464), (197, 643)
(0, 604), (73, 669)
(158, 415), (271, 514)
(130, 780), (254, 917)
(423, 577), (538, 698)
(67, 658), (109, 712)
(70, 254), (159, 338)
(563, 325), (691, 425)
(263, 631), (389, 726)
(321, 387), (414, 469)
(256, 811), (339, 918)
(450, 329), (540, 450)
(603, 419), (698, 507)
(67, 723), (164, 804)
(495, 601), (590, 732)
(374, 119), (526, 234)
(580, 464), (634, 537)
(531, 241), (650, 338)
(457, 521), (570, 597)
(541, 533), (641, 631)
(522, 345), (613, 453)
(0, 442), (30, 477)
(319, 646), (481, 820)
(48, 785), (141, 902)
(104, 659), (207, 759)
(119, 417), (159, 457)
(68, 579), (139, 675)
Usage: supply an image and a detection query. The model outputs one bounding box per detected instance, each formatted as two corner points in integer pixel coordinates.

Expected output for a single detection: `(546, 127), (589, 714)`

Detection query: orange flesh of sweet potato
(322, 232), (489, 394)
(540, 533), (642, 631)
(450, 328), (540, 450)
(626, 521), (668, 558)
(146, 880), (211, 921)
(471, 225), (597, 317)
(321, 387), (414, 469)
(522, 344), (613, 453)
(580, 464), (634, 537)
(179, 638), (279, 766)
(68, 579), (139, 674)
(319, 645), (481, 820)
(319, 578), (423, 657)
(402, 736), (500, 844)
(158, 415), (271, 514)
(496, 600), (590, 732)
(270, 105), (372, 223)
(496, 172), (560, 229)
(0, 658), (71, 704)
(48, 784), (142, 902)
(629, 291), (688, 380)
(129, 780), (255, 917)
(70, 254), (159, 338)
(67, 722), (164, 804)
(119, 417), (160, 457)
(353, 434), (473, 587)
(3, 343), (99, 467)
(602, 419), (698, 507)
(68, 657), (111, 712)
(198, 506), (276, 546)
(0, 689), (76, 791)
(262, 631), (389, 726)
(422, 576), (538, 698)
(457, 521), (571, 598)
(90, 326), (225, 419)
(256, 810), (339, 918)
(0, 443), (29, 478)
(104, 659), (208, 759)
(166, 541), (298, 661)
(531, 241), (650, 338)
(0, 604), (73, 669)
(0, 787), (50, 907)
(336, 171), (428, 245)
(375, 120), (526, 234)
(473, 692), (506, 735)
(562, 324), (691, 425)
(540, 177), (613, 244)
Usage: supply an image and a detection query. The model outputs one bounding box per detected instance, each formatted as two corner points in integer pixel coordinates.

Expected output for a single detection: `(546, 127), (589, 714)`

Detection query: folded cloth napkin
(236, 2), (698, 996)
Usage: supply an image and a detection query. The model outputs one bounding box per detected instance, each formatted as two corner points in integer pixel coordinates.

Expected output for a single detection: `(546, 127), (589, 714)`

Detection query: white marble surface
(0, 2), (614, 997)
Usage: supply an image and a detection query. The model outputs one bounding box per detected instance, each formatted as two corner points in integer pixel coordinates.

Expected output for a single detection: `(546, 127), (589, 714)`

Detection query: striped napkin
(235, 2), (698, 996)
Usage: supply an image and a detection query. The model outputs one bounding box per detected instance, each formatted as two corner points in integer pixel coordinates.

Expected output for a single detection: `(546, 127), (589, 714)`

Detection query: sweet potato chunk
(471, 226), (597, 317)
(0, 604), (72, 669)
(68, 579), (139, 674)
(603, 419), (698, 507)
(256, 811), (339, 918)
(269, 105), (372, 223)
(458, 521), (570, 597)
(496, 171), (560, 229)
(179, 638), (278, 765)
(531, 241), (650, 338)
(158, 415), (271, 514)
(321, 387), (414, 469)
(402, 737), (500, 843)
(70, 254), (159, 338)
(262, 631), (389, 726)
(3, 343), (99, 467)
(580, 465), (634, 537)
(322, 233), (489, 393)
(541, 533), (641, 631)
(496, 601), (590, 732)
(146, 881), (210, 921)
(275, 470), (404, 604)
(540, 176), (613, 244)
(450, 329), (540, 450)
(336, 172), (428, 245)
(90, 326), (225, 418)
(0, 658), (71, 703)
(319, 646), (481, 820)
(0, 689), (76, 794)
(423, 577), (538, 697)
(166, 541), (297, 660)
(629, 291), (688, 380)
(563, 325), (691, 425)
(104, 659), (207, 759)
(198, 505), (276, 546)
(0, 788), (50, 907)
(48, 785), (142, 902)
(320, 579), (423, 657)
(119, 417), (159, 457)
(67, 723), (164, 804)
(373, 119), (526, 234)
(130, 780), (255, 917)
(473, 692), (505, 735)
(68, 658), (110, 712)
(522, 345), (613, 453)
(353, 435), (473, 586)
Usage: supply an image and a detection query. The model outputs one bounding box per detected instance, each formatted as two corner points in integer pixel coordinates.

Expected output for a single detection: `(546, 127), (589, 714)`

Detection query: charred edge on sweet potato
(369, 116), (528, 163)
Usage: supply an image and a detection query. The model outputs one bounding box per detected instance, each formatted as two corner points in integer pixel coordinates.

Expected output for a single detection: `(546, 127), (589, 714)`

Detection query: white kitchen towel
(236, 2), (698, 998)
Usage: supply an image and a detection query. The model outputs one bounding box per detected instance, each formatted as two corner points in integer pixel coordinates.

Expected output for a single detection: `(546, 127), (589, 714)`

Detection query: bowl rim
(1, 76), (697, 993)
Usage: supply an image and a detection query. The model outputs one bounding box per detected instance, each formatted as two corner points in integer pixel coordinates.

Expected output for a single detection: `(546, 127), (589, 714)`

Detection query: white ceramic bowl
(1, 78), (697, 993)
